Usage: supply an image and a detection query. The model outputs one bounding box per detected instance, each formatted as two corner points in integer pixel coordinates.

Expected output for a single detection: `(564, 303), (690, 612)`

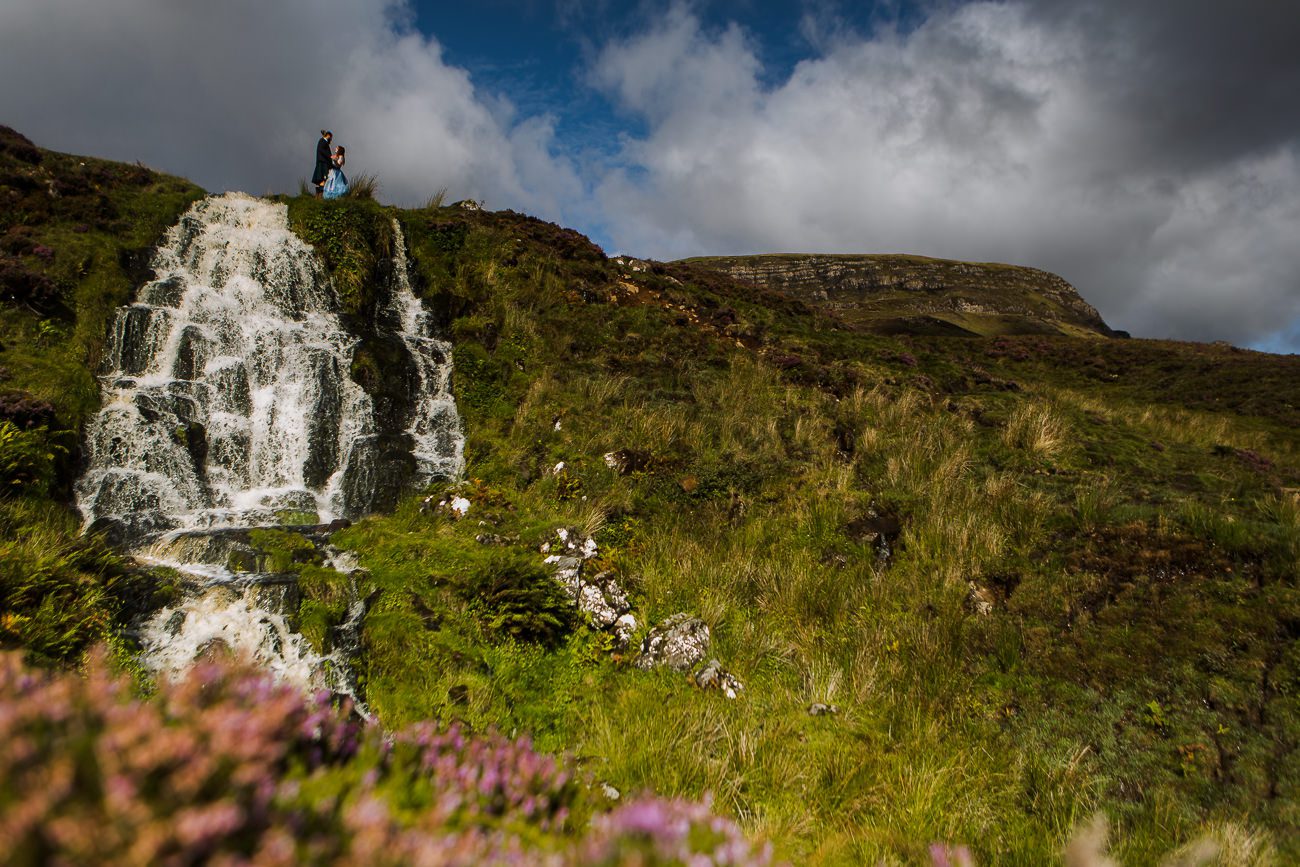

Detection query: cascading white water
(76, 194), (463, 696)
(78, 193), (380, 535)
(387, 220), (464, 484)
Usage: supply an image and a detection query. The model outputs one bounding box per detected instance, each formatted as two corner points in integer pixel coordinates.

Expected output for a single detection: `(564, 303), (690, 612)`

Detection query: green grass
(300, 201), (1300, 863)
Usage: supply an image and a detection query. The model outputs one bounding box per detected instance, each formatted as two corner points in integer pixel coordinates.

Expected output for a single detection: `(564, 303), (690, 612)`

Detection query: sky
(2, 0), (1299, 352)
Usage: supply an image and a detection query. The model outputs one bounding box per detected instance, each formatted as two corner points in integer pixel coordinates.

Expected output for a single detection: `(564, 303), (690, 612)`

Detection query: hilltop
(681, 252), (1121, 338)
(2, 127), (1300, 865)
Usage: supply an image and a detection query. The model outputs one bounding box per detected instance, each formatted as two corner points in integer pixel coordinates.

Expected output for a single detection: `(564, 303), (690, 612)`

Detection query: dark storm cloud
(1022, 0), (1300, 170)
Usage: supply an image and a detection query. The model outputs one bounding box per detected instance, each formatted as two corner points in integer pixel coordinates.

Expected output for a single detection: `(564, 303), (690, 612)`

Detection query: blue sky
(417, 1), (927, 165)
(2, 0), (1300, 352)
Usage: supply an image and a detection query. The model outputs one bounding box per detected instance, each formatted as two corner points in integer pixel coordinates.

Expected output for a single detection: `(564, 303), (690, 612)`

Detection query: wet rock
(175, 421), (209, 478)
(302, 350), (343, 489)
(195, 637), (235, 661)
(163, 609), (187, 636)
(340, 433), (416, 515)
(636, 613), (710, 671)
(173, 325), (205, 380)
(262, 490), (317, 515)
(845, 508), (902, 564)
(107, 305), (163, 375)
(692, 658), (743, 699)
(84, 515), (132, 547)
(140, 274), (186, 307)
(208, 359), (251, 414)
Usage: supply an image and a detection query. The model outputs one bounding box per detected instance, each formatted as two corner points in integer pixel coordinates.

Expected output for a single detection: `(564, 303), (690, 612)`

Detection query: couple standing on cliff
(312, 130), (348, 200)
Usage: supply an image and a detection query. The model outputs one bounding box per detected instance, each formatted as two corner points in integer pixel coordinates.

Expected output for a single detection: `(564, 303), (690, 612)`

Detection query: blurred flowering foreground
(0, 651), (773, 866)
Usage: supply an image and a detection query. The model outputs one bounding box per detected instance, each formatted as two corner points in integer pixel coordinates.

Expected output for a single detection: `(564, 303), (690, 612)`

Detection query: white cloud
(0, 0), (579, 215)
(588, 2), (1300, 347)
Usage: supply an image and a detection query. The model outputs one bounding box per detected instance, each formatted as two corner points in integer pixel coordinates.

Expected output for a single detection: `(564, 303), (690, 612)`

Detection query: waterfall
(76, 193), (463, 697)
(386, 221), (464, 483)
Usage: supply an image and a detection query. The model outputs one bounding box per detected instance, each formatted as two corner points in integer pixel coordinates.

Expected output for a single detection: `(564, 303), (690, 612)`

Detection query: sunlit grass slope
(320, 201), (1299, 863)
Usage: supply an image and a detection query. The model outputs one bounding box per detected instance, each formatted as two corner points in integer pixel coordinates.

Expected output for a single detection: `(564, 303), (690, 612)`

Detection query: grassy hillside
(2, 135), (1298, 863)
(311, 202), (1298, 863)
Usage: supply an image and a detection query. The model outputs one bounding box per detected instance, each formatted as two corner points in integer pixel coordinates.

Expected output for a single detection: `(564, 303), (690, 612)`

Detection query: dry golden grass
(1003, 400), (1072, 459)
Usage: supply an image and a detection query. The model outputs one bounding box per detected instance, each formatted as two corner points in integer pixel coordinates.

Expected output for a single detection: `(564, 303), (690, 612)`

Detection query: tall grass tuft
(1164, 823), (1279, 866)
(424, 187), (448, 210)
(345, 172), (380, 200)
(1002, 401), (1071, 459)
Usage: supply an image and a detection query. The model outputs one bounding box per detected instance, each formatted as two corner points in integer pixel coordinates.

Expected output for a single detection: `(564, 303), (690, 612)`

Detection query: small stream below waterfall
(76, 193), (463, 698)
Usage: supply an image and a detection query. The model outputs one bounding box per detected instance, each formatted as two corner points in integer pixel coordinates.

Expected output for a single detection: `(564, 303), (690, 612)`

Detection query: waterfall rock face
(77, 194), (463, 541)
(75, 193), (464, 697)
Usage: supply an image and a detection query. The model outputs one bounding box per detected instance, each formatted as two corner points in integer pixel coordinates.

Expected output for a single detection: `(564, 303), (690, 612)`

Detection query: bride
(323, 145), (349, 200)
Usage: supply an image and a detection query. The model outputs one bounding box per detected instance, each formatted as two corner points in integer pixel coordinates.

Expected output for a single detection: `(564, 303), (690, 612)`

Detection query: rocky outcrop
(636, 614), (745, 699)
(542, 528), (637, 646)
(681, 253), (1118, 338)
(636, 613), (710, 672)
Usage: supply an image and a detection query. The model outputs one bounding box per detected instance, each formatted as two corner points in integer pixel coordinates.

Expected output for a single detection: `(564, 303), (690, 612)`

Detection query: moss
(284, 195), (392, 318)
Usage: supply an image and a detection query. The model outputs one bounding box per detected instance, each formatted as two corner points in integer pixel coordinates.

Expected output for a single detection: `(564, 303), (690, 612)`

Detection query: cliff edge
(680, 253), (1120, 338)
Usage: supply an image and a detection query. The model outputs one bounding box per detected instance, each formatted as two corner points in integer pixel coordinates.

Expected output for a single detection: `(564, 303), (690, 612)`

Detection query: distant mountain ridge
(680, 253), (1121, 338)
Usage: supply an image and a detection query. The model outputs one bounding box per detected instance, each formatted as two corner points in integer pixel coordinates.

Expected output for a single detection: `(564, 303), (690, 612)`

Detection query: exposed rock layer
(682, 253), (1118, 338)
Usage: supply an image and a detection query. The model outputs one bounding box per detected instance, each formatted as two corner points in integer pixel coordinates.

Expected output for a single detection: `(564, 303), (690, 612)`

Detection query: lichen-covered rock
(636, 613), (710, 671)
(543, 529), (636, 645)
(966, 581), (995, 616)
(692, 658), (743, 699)
(420, 494), (470, 518)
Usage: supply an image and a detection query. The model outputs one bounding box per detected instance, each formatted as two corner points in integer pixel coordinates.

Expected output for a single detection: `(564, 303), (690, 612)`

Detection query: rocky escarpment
(681, 253), (1120, 338)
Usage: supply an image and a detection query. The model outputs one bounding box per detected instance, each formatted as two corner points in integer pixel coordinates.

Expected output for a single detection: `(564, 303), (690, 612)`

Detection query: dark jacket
(312, 137), (332, 185)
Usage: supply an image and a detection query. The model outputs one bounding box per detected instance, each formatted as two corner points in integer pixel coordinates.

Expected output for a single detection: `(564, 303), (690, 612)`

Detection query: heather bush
(0, 255), (61, 311)
(0, 651), (776, 866)
(0, 125), (42, 165)
(1, 225), (38, 255)
(0, 391), (57, 429)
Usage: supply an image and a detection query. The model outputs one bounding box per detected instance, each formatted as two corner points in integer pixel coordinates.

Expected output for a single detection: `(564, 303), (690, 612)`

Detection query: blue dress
(323, 160), (349, 200)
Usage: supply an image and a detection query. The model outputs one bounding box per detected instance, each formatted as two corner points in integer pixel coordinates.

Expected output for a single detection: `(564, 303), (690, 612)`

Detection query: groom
(312, 130), (333, 198)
